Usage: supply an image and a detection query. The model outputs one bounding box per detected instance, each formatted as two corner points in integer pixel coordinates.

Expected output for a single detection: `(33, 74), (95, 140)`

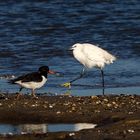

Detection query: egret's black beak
(68, 48), (73, 54)
(68, 48), (72, 51)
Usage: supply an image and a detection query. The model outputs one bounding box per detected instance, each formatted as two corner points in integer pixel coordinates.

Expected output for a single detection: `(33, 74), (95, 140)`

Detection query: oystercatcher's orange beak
(48, 70), (56, 74)
(48, 70), (64, 77)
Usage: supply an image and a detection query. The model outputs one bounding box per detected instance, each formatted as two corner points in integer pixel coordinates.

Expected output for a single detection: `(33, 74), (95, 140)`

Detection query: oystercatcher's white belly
(15, 76), (47, 90)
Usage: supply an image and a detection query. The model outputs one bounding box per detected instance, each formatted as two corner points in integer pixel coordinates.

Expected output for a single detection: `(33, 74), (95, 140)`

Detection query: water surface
(0, 123), (96, 134)
(0, 0), (139, 95)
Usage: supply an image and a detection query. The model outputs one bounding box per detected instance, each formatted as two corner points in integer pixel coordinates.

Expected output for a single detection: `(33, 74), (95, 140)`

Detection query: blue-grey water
(0, 0), (140, 95)
(0, 123), (96, 134)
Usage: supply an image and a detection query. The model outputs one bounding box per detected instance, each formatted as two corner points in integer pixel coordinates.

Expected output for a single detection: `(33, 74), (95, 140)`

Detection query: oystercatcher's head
(38, 66), (56, 76)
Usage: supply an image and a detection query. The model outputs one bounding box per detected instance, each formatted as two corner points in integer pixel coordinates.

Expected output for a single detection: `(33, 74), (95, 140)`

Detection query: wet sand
(0, 93), (139, 140)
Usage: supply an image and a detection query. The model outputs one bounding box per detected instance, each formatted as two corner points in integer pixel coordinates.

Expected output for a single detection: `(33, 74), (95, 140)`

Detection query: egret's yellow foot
(61, 82), (71, 88)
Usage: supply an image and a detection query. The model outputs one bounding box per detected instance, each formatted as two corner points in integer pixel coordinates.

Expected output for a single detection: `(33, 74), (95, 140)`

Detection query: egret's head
(70, 43), (82, 51)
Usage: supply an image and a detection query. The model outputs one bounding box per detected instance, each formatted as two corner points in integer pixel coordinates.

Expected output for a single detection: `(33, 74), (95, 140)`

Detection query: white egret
(62, 43), (116, 95)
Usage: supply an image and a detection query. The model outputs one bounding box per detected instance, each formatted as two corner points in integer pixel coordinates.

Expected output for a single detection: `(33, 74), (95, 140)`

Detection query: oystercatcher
(10, 66), (56, 98)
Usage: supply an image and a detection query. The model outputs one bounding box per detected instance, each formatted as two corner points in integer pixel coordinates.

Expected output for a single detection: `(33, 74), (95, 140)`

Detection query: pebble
(31, 104), (36, 107)
(96, 100), (101, 105)
(136, 102), (140, 105)
(49, 105), (53, 108)
(91, 96), (98, 99)
(8, 132), (13, 136)
(63, 103), (69, 106)
(112, 101), (116, 105)
(106, 103), (112, 107)
(72, 103), (76, 107)
(128, 129), (134, 133)
(69, 133), (75, 136)
(72, 107), (75, 111)
(94, 110), (100, 113)
(103, 98), (108, 102)
(43, 105), (47, 108)
(56, 111), (61, 114)
(21, 132), (27, 134)
(128, 112), (133, 114)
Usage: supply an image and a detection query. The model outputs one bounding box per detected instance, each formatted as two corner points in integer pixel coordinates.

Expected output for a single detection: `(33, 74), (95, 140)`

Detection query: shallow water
(0, 123), (96, 134)
(0, 1), (139, 95)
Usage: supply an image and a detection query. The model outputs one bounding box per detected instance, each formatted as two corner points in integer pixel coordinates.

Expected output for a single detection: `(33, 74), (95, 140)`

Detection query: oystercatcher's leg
(16, 87), (23, 99)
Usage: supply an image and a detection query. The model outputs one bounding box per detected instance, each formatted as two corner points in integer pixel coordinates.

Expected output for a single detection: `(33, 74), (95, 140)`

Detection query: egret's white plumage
(71, 43), (116, 69)
(62, 43), (116, 95)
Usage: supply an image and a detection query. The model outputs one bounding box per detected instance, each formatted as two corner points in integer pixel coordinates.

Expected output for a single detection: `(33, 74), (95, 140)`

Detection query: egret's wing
(82, 43), (116, 63)
(82, 44), (105, 62)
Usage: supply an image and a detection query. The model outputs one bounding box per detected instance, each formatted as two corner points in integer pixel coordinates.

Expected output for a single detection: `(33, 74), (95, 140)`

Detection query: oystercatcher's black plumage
(10, 66), (55, 98)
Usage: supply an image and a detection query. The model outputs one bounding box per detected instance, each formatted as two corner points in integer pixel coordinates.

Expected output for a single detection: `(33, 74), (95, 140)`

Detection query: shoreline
(0, 93), (139, 139)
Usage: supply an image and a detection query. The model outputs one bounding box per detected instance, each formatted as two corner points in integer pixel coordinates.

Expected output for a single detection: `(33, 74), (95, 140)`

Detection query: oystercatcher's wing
(12, 72), (42, 83)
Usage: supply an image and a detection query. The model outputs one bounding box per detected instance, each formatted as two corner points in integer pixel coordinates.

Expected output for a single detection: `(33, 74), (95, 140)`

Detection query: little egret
(62, 43), (116, 95)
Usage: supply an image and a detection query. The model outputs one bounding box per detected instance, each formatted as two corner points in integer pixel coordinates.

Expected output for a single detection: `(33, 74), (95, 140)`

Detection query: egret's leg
(100, 69), (105, 95)
(61, 68), (86, 88)
(70, 67), (86, 83)
(19, 87), (23, 92)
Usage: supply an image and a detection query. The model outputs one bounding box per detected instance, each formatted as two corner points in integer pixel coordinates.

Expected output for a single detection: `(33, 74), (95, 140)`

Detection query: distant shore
(0, 93), (139, 140)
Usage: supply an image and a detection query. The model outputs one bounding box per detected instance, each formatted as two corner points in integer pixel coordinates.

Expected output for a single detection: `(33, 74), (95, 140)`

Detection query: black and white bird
(62, 43), (116, 95)
(10, 66), (56, 98)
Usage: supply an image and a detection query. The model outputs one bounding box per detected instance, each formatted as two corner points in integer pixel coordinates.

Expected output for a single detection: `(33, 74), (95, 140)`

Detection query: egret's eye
(72, 45), (76, 49)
